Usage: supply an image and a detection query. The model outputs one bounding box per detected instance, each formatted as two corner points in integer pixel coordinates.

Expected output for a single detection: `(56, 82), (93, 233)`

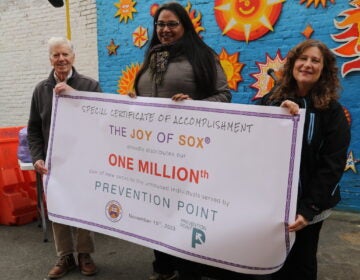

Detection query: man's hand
(34, 159), (48, 175)
(54, 82), (75, 95)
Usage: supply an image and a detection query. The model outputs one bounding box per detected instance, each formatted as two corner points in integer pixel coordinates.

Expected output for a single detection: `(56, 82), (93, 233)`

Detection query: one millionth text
(108, 153), (209, 184)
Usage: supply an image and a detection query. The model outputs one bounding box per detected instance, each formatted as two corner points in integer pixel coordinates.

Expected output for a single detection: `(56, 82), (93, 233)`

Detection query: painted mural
(96, 1), (360, 211)
(214, 0), (285, 43)
(331, 1), (360, 77)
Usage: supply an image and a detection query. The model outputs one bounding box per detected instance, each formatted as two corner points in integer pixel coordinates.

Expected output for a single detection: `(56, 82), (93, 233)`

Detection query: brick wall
(0, 0), (99, 127)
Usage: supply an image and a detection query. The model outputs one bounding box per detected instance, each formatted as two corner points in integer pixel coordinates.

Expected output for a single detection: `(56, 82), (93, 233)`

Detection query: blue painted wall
(96, 0), (360, 212)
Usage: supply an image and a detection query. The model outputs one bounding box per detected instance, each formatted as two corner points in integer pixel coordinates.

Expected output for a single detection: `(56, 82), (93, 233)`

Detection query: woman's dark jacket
(260, 93), (351, 221)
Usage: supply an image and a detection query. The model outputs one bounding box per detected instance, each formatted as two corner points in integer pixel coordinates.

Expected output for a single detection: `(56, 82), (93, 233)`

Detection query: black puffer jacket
(260, 93), (351, 221)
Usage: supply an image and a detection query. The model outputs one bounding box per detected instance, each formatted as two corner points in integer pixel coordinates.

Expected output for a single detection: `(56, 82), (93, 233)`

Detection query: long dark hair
(134, 2), (218, 99)
(270, 39), (340, 109)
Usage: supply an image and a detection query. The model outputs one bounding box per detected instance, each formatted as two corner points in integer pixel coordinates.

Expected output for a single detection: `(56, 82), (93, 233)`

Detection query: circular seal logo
(105, 200), (123, 222)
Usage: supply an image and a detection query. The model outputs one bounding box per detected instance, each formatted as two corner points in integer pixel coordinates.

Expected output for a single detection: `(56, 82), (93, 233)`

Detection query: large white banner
(45, 91), (305, 274)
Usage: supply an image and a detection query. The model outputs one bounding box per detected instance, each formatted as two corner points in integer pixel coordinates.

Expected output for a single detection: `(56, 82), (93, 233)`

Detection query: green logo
(192, 228), (206, 248)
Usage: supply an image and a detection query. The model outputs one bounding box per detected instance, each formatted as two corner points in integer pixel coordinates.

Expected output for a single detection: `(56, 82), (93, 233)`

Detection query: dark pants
(152, 250), (201, 279)
(203, 265), (271, 280)
(272, 221), (323, 280)
(152, 250), (176, 275)
(152, 250), (271, 280)
(177, 259), (271, 280)
(177, 258), (202, 280)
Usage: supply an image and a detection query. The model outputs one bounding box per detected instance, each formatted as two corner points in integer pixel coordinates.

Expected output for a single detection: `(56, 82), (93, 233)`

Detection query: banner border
(46, 93), (301, 272)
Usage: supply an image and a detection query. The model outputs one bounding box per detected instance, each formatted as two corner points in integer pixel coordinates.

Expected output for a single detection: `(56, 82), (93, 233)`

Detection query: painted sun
(150, 4), (159, 17)
(300, 0), (335, 8)
(214, 0), (285, 43)
(250, 50), (286, 100)
(331, 2), (360, 77)
(133, 26), (148, 48)
(218, 48), (244, 91)
(117, 63), (141, 95)
(114, 0), (137, 23)
(185, 2), (205, 36)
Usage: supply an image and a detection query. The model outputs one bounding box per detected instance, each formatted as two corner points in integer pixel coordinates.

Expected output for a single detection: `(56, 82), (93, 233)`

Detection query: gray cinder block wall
(0, 0), (99, 127)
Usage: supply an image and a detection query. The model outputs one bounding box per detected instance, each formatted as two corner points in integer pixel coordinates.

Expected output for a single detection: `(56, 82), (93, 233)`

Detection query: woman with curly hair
(261, 39), (350, 280)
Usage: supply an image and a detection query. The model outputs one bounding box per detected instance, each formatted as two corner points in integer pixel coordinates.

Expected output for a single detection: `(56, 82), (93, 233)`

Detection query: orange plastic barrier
(0, 126), (38, 225)
(0, 126), (24, 168)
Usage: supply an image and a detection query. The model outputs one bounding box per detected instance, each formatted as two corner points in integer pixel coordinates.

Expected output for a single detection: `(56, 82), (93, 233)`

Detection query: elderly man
(27, 36), (102, 279)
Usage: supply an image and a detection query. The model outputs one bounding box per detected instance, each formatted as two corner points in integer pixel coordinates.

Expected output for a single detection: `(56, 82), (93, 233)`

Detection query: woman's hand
(128, 92), (137, 98)
(288, 214), (309, 232)
(54, 82), (75, 95)
(34, 159), (48, 175)
(280, 100), (299, 115)
(172, 93), (192, 101)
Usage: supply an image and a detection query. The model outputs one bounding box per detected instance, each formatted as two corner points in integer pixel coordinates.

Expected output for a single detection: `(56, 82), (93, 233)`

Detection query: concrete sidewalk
(0, 210), (359, 280)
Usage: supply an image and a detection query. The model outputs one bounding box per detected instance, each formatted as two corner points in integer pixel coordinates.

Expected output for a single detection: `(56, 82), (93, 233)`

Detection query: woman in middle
(131, 2), (231, 280)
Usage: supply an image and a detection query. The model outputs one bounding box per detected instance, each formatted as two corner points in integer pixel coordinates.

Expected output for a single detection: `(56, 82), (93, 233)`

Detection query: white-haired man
(27, 37), (102, 279)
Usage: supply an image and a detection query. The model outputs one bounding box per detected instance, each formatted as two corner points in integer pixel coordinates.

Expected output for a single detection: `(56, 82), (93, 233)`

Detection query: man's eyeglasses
(155, 21), (180, 29)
